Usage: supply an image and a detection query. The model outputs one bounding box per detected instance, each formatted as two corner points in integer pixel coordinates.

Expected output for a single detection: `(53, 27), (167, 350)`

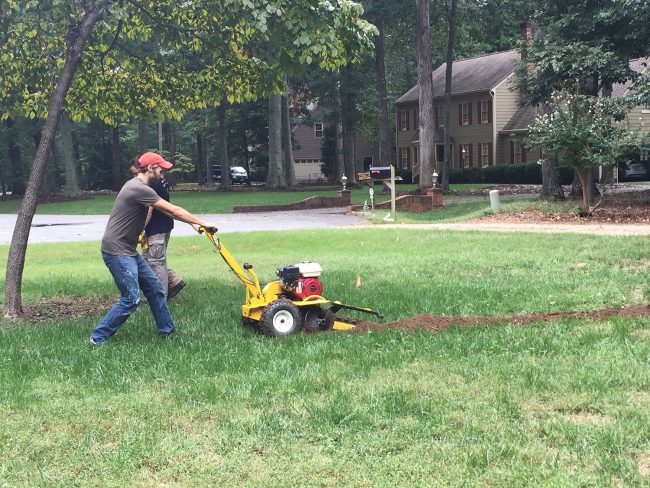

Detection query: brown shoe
(167, 280), (186, 300)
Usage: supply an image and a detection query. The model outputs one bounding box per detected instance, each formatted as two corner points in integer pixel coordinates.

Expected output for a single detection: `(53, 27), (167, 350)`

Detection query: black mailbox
(369, 166), (392, 180)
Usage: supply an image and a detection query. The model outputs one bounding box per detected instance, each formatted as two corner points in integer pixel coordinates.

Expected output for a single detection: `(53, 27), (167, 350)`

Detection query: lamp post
(341, 174), (348, 191)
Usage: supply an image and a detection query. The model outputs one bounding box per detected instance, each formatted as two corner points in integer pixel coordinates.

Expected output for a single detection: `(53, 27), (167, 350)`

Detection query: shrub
(448, 161), (575, 185)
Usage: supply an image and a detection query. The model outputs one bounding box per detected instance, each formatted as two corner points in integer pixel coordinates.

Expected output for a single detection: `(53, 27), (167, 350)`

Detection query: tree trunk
(157, 121), (163, 152)
(374, 18), (390, 165)
(575, 166), (594, 210)
(111, 126), (121, 191)
(204, 111), (214, 186)
(266, 94), (284, 188)
(4, 4), (101, 318)
(281, 92), (297, 187)
(335, 122), (345, 184)
(195, 131), (204, 184)
(217, 102), (230, 189)
(569, 167), (600, 201)
(416, 0), (434, 189)
(5, 118), (26, 196)
(60, 112), (79, 196)
(243, 129), (252, 186)
(341, 63), (356, 185)
(138, 120), (147, 154)
(442, 0), (458, 192)
(540, 152), (565, 200)
(168, 121), (177, 159)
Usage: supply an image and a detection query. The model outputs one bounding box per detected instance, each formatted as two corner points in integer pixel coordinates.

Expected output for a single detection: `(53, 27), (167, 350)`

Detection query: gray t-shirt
(101, 178), (161, 256)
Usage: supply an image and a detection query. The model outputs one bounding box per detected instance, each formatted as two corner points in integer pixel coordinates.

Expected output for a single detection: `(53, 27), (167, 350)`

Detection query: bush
(448, 162), (574, 185)
(396, 168), (412, 184)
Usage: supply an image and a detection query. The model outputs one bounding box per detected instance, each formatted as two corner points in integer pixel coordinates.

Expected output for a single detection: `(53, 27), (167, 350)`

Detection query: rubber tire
(301, 306), (335, 333)
(260, 299), (302, 337)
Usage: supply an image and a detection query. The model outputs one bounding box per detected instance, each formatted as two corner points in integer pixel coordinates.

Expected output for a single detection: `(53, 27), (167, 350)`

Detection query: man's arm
(151, 199), (216, 231)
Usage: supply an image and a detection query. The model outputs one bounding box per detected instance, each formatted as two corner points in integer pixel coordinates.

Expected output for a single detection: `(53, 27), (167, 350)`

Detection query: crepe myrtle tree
(526, 91), (638, 212)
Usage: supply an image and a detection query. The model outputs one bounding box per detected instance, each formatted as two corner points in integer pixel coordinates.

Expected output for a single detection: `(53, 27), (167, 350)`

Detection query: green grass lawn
(1, 228), (649, 486)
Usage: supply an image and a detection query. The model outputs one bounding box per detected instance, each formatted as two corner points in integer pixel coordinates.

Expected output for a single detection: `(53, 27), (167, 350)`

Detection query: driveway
(0, 207), (367, 245)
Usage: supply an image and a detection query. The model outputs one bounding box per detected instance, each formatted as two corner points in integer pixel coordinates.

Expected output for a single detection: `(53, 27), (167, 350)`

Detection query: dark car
(619, 161), (650, 181)
(212, 165), (249, 184)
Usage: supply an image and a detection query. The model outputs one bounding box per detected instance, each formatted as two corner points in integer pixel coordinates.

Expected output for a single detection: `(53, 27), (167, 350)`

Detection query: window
(642, 102), (650, 113)
(480, 101), (490, 124)
(481, 143), (490, 167)
(400, 147), (411, 168)
(400, 111), (408, 131)
(459, 144), (471, 168)
(314, 123), (323, 138)
(462, 103), (470, 125)
(437, 106), (445, 128)
(511, 142), (525, 164)
(641, 149), (649, 161)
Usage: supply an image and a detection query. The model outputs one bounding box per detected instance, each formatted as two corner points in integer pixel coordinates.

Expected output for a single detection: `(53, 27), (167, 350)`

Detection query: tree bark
(281, 92), (297, 187)
(168, 121), (177, 159)
(217, 102), (230, 189)
(416, 0), (434, 188)
(195, 131), (204, 183)
(335, 121), (344, 184)
(4, 4), (101, 318)
(442, 0), (458, 192)
(5, 118), (26, 196)
(111, 126), (121, 191)
(538, 103), (564, 200)
(204, 111), (214, 186)
(340, 63), (356, 185)
(157, 121), (163, 152)
(266, 94), (284, 188)
(137, 120), (147, 154)
(60, 112), (79, 196)
(374, 18), (391, 165)
(575, 166), (594, 210)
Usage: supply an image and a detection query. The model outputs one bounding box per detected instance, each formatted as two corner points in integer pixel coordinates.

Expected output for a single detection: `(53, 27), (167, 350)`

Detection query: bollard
(489, 190), (501, 213)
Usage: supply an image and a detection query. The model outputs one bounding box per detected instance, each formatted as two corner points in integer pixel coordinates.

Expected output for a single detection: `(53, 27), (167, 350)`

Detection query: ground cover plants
(0, 227), (649, 486)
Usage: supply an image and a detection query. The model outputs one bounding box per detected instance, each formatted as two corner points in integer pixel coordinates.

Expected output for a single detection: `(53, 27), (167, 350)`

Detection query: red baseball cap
(138, 151), (173, 169)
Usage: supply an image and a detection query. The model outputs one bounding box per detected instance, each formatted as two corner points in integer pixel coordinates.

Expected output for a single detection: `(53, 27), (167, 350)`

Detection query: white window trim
(400, 111), (408, 131)
(480, 101), (489, 124)
(462, 103), (470, 126)
(314, 123), (323, 138)
(481, 143), (489, 166)
(514, 143), (523, 164)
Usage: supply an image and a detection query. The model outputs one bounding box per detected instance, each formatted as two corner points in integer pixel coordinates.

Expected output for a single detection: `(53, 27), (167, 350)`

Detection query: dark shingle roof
(612, 57), (649, 97)
(500, 105), (538, 133)
(396, 50), (521, 104)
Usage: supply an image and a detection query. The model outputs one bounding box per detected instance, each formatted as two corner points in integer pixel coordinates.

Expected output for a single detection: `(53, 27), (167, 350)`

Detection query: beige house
(396, 50), (650, 178)
(292, 104), (377, 182)
(613, 58), (650, 160)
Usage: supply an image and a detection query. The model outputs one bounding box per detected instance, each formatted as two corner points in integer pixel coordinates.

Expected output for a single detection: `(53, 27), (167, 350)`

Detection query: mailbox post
(369, 165), (396, 221)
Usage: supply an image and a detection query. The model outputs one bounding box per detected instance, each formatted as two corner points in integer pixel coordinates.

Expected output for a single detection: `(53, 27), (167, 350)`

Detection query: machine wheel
(260, 299), (302, 337)
(301, 306), (335, 333)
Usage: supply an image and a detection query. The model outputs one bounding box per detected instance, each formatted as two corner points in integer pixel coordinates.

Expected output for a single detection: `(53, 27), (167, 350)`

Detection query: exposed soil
(18, 296), (116, 323)
(351, 304), (650, 334)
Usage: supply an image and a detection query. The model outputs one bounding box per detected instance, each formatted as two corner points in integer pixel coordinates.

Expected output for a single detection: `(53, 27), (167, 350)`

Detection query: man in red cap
(89, 152), (216, 347)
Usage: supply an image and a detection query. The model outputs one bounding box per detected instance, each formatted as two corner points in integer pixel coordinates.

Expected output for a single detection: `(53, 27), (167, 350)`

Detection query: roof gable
(396, 50), (521, 104)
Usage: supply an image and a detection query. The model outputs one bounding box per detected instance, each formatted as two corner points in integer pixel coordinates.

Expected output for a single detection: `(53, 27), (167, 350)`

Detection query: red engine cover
(293, 277), (323, 300)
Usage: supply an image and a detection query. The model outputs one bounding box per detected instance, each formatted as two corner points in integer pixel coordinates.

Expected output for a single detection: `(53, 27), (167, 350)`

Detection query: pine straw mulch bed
(477, 189), (650, 224)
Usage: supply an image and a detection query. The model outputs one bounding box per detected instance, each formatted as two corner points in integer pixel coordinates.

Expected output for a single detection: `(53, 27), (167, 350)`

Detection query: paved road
(0, 208), (367, 245)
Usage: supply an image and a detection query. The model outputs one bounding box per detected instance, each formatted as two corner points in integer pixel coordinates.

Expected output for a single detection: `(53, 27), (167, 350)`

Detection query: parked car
(619, 161), (650, 181)
(211, 165), (249, 184)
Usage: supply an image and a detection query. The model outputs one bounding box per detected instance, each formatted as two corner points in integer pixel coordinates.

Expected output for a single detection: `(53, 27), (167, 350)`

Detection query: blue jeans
(91, 252), (176, 343)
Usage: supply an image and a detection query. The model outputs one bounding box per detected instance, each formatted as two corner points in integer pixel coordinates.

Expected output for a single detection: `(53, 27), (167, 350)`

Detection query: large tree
(415, 0), (434, 188)
(1, 0), (376, 317)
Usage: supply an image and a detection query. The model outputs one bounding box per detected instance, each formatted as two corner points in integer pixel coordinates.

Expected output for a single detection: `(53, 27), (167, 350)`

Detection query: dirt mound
(351, 304), (650, 333)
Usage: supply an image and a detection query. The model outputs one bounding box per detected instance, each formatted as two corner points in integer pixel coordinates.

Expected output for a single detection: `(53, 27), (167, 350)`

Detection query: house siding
(292, 123), (323, 161)
(493, 74), (520, 164)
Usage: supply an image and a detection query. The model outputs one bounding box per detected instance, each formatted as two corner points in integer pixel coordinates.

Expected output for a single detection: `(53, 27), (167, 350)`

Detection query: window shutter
(434, 107), (439, 129)
(406, 147), (411, 168)
(406, 110), (410, 131)
(458, 104), (462, 126)
(488, 143), (493, 165)
(477, 102), (482, 124)
(510, 141), (515, 164)
(468, 103), (472, 125)
(521, 147), (527, 163)
(397, 110), (401, 130)
(468, 144), (473, 167)
(414, 109), (418, 129)
(488, 100), (493, 124)
(477, 143), (482, 164)
(458, 144), (463, 168)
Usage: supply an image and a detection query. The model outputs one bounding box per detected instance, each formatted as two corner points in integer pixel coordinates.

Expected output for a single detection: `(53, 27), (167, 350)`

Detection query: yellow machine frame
(200, 228), (379, 330)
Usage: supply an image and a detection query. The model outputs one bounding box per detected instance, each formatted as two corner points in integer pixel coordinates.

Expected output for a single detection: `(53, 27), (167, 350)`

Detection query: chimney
(520, 22), (534, 60)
